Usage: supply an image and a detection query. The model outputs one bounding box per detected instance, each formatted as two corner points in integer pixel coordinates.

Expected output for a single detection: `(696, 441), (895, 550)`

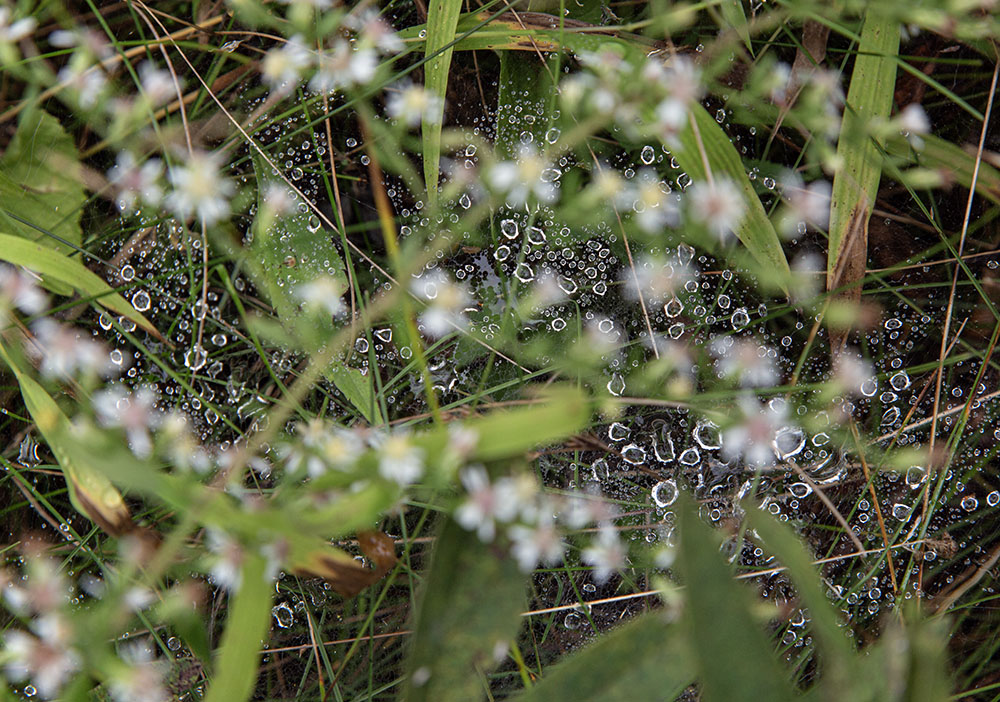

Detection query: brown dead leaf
(293, 531), (398, 598)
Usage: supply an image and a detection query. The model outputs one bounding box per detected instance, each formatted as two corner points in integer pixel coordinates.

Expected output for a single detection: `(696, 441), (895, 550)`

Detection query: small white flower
(30, 319), (114, 380)
(0, 8), (36, 42)
(386, 82), (443, 128)
(687, 178), (745, 241)
(896, 104), (930, 135)
(779, 175), (830, 236)
(376, 431), (424, 486)
(93, 385), (160, 458)
(631, 169), (679, 233)
(319, 428), (363, 475)
(206, 529), (244, 591)
(57, 63), (107, 109)
(455, 466), (519, 542)
(626, 255), (692, 304)
(108, 151), (163, 212)
(351, 10), (404, 54)
(412, 269), (471, 337)
(262, 183), (297, 216)
(581, 525), (626, 583)
(165, 150), (234, 225)
(0, 265), (46, 322)
(310, 41), (376, 93)
(509, 516), (564, 572)
(710, 337), (779, 388)
(832, 349), (875, 397)
(487, 145), (558, 206)
(4, 616), (80, 700)
(109, 640), (168, 702)
(137, 61), (175, 107)
(160, 411), (211, 473)
(298, 276), (346, 318)
(720, 396), (788, 467)
(261, 35), (311, 95)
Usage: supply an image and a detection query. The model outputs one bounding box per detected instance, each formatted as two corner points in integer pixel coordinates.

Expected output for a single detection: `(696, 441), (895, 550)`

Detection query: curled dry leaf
(292, 530), (397, 597)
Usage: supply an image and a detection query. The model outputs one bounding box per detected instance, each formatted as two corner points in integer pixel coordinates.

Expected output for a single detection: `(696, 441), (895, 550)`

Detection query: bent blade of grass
(677, 495), (798, 702)
(402, 518), (526, 702)
(0, 233), (163, 340)
(203, 554), (274, 702)
(511, 612), (693, 701)
(827, 13), (900, 300)
(422, 0), (464, 201)
(886, 132), (1000, 206)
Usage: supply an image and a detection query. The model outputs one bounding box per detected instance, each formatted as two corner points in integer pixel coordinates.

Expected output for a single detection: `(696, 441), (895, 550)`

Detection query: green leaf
(249, 150), (347, 324)
(512, 613), (694, 701)
(744, 505), (854, 687)
(827, 12), (900, 279)
(0, 233), (161, 339)
(0, 339), (133, 535)
(717, 0), (753, 54)
(203, 554), (274, 702)
(327, 363), (383, 425)
(402, 518), (526, 702)
(496, 52), (559, 159)
(677, 496), (798, 702)
(886, 132), (1000, 206)
(0, 108), (85, 250)
(670, 105), (791, 292)
(422, 0), (463, 201)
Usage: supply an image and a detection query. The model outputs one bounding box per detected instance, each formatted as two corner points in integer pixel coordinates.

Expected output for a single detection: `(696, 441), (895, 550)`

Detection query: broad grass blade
(422, 0), (463, 201)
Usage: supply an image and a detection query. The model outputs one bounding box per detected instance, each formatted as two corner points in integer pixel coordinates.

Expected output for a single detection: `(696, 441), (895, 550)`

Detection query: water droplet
(651, 480), (678, 507)
(132, 290), (150, 311)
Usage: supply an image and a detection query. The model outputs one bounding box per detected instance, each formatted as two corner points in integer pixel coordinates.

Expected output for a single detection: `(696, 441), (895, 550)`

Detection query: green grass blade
(717, 0), (753, 54)
(203, 554), (274, 702)
(402, 518), (526, 702)
(0, 233), (161, 338)
(422, 0), (463, 202)
(886, 132), (1000, 206)
(677, 496), (798, 702)
(827, 12), (900, 281)
(512, 613), (693, 701)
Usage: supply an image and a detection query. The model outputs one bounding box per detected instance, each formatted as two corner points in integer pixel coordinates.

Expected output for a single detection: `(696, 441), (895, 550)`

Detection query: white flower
(206, 529), (244, 591)
(30, 319), (114, 380)
(710, 337), (779, 388)
(626, 255), (692, 303)
(298, 276), (346, 317)
(160, 411), (211, 473)
(262, 183), (296, 216)
(377, 431), (424, 486)
(57, 63), (107, 109)
(0, 265), (46, 323)
(0, 8), (36, 42)
(109, 640), (168, 702)
(720, 396), (788, 467)
(412, 269), (471, 337)
(93, 385), (160, 458)
(4, 616), (80, 699)
(832, 349), (875, 397)
(386, 83), (443, 128)
(662, 55), (703, 106)
(631, 169), (679, 233)
(687, 178), (745, 241)
(779, 175), (830, 236)
(455, 466), (519, 542)
(486, 145), (558, 206)
(261, 35), (311, 95)
(509, 516), (564, 572)
(108, 152), (164, 212)
(309, 41), (376, 93)
(581, 525), (626, 583)
(350, 10), (404, 54)
(319, 428), (363, 475)
(896, 104), (930, 135)
(137, 61), (175, 107)
(165, 150), (234, 225)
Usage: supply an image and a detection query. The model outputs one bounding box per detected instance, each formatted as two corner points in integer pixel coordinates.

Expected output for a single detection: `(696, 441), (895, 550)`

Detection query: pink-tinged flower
(710, 337), (779, 388)
(30, 319), (114, 380)
(109, 640), (168, 702)
(309, 41), (376, 93)
(165, 150), (234, 225)
(92, 385), (160, 458)
(486, 145), (558, 206)
(108, 151), (164, 212)
(0, 265), (46, 322)
(509, 516), (564, 572)
(4, 615), (80, 699)
(720, 396), (789, 467)
(779, 175), (830, 236)
(831, 349), (875, 397)
(347, 9), (404, 54)
(455, 466), (519, 542)
(261, 35), (311, 95)
(206, 529), (244, 591)
(57, 63), (107, 109)
(581, 525), (626, 583)
(386, 82), (443, 128)
(411, 269), (471, 338)
(137, 61), (175, 107)
(687, 178), (745, 241)
(376, 431), (424, 486)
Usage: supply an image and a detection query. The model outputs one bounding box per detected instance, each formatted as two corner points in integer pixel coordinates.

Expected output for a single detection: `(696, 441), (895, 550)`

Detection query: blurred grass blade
(327, 364), (382, 425)
(671, 107), (791, 291)
(826, 13), (900, 307)
(402, 518), (526, 702)
(422, 0), (463, 201)
(203, 554), (274, 702)
(677, 496), (798, 702)
(0, 339), (133, 535)
(512, 613), (693, 701)
(744, 504), (854, 687)
(0, 233), (162, 340)
(887, 132), (1000, 206)
(717, 0), (753, 54)
(0, 108), (85, 250)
